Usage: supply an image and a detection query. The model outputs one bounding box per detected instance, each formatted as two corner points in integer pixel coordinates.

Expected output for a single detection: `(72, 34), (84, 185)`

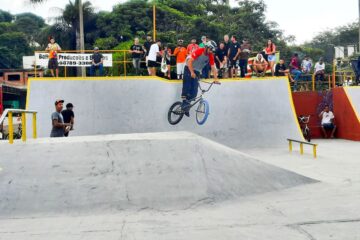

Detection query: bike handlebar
(199, 80), (221, 93)
(298, 115), (311, 124)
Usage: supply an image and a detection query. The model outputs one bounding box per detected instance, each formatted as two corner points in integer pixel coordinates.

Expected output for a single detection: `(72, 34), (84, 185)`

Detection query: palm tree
(30, 0), (88, 76)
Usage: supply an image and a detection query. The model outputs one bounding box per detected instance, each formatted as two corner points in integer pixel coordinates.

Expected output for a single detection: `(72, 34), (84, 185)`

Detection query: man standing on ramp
(181, 40), (219, 117)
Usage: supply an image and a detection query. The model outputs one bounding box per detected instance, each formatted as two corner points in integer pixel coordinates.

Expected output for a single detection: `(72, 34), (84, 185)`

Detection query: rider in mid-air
(181, 40), (219, 116)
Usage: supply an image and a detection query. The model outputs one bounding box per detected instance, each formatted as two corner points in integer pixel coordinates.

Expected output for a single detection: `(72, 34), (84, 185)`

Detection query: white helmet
(205, 40), (217, 52)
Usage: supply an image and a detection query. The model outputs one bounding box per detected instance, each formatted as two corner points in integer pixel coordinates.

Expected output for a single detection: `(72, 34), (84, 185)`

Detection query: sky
(1, 0), (359, 44)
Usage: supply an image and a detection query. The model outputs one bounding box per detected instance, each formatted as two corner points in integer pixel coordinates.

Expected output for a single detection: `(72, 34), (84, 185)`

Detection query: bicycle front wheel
(196, 100), (209, 125)
(304, 128), (311, 142)
(168, 101), (184, 125)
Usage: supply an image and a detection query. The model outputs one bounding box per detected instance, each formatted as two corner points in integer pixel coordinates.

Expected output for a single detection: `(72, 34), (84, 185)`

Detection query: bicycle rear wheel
(196, 100), (209, 125)
(168, 101), (184, 125)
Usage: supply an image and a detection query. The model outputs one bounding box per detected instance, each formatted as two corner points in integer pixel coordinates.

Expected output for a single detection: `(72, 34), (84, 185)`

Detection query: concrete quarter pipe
(26, 77), (303, 149)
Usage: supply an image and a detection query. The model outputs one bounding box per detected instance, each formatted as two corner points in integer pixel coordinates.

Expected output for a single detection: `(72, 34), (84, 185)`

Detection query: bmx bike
(168, 80), (220, 125)
(298, 115), (311, 142)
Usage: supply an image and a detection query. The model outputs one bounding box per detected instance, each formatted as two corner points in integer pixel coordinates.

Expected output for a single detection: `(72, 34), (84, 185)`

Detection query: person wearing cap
(181, 40), (219, 117)
(147, 40), (162, 76)
(61, 103), (75, 137)
(50, 100), (71, 138)
(199, 36), (207, 48)
(90, 47), (104, 76)
(173, 39), (188, 79)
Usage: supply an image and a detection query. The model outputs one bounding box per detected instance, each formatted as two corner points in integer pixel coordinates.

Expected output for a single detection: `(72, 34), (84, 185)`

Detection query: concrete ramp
(26, 77), (303, 149)
(0, 132), (315, 217)
(333, 87), (360, 140)
(345, 87), (360, 122)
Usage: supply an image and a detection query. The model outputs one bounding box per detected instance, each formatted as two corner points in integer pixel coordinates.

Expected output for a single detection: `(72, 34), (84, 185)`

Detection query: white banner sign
(35, 53), (113, 67)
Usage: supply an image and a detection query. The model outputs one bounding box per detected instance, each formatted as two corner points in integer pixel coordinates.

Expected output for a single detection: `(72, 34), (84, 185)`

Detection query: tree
(14, 13), (46, 41)
(0, 32), (32, 68)
(0, 10), (13, 22)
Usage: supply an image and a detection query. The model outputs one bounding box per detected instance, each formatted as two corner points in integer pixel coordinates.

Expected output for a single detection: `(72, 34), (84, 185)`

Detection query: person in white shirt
(253, 52), (268, 77)
(301, 56), (313, 74)
(319, 105), (336, 138)
(147, 40), (162, 76)
(314, 57), (325, 81)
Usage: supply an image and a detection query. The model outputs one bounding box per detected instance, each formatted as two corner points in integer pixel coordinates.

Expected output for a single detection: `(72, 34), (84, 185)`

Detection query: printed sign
(35, 53), (113, 67)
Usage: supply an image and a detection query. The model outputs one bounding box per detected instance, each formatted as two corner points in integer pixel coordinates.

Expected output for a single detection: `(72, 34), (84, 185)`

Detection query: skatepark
(1, 77), (360, 239)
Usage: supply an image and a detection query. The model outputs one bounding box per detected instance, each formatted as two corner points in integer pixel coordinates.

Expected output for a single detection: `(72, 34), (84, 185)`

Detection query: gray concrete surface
(0, 132), (314, 217)
(346, 86), (360, 120)
(26, 77), (303, 149)
(0, 151), (359, 240)
(1, 78), (359, 239)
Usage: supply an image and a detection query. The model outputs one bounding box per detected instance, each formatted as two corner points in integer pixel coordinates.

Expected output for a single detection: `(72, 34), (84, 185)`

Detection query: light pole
(79, 0), (86, 77)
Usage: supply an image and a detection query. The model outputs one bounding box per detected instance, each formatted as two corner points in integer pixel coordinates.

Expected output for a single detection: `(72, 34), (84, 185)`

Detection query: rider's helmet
(205, 40), (217, 52)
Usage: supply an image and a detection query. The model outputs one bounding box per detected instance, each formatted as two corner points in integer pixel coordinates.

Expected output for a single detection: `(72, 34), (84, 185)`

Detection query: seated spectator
(319, 105), (336, 138)
(215, 42), (228, 78)
(173, 39), (187, 79)
(289, 53), (302, 90)
(253, 53), (268, 77)
(90, 47), (104, 76)
(275, 59), (294, 82)
(314, 57), (325, 81)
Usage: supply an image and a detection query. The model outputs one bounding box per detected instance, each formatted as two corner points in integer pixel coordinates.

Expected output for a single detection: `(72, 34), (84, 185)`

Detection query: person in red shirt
(289, 53), (302, 90)
(264, 39), (276, 76)
(186, 38), (199, 55)
(181, 40), (219, 117)
(173, 39), (188, 79)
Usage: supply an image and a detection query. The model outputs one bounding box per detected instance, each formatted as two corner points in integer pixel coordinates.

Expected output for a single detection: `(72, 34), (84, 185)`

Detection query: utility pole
(79, 0), (86, 77)
(153, 5), (156, 41)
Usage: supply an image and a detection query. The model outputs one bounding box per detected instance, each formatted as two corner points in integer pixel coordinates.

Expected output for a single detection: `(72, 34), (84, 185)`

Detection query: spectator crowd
(46, 34), (327, 90)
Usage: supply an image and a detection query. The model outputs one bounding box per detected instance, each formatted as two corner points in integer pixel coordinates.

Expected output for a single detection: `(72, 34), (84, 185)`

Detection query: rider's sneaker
(181, 100), (190, 117)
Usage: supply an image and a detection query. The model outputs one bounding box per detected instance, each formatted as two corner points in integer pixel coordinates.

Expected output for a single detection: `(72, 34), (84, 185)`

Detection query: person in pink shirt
(289, 53), (302, 90)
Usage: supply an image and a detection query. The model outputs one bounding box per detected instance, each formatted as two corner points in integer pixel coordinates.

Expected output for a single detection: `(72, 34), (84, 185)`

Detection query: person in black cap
(90, 47), (104, 76)
(50, 99), (71, 138)
(61, 103), (75, 137)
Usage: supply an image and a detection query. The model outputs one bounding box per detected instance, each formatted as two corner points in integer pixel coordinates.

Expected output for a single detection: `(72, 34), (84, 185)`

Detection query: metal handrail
(0, 109), (37, 144)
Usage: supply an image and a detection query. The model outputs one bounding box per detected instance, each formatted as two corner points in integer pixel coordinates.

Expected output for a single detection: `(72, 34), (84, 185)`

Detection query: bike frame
(298, 115), (310, 133)
(186, 80), (217, 109)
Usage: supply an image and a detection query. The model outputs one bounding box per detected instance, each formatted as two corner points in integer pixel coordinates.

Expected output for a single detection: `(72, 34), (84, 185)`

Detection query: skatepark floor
(1, 135), (359, 240)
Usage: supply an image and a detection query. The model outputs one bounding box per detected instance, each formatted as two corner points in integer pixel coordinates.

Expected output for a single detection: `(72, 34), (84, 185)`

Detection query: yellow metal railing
(287, 138), (318, 158)
(0, 109), (37, 144)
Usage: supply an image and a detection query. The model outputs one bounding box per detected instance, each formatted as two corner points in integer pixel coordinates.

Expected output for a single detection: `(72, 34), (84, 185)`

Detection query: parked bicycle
(298, 115), (311, 142)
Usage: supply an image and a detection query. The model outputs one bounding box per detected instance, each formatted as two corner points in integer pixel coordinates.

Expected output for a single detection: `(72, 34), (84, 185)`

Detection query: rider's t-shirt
(187, 48), (215, 73)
